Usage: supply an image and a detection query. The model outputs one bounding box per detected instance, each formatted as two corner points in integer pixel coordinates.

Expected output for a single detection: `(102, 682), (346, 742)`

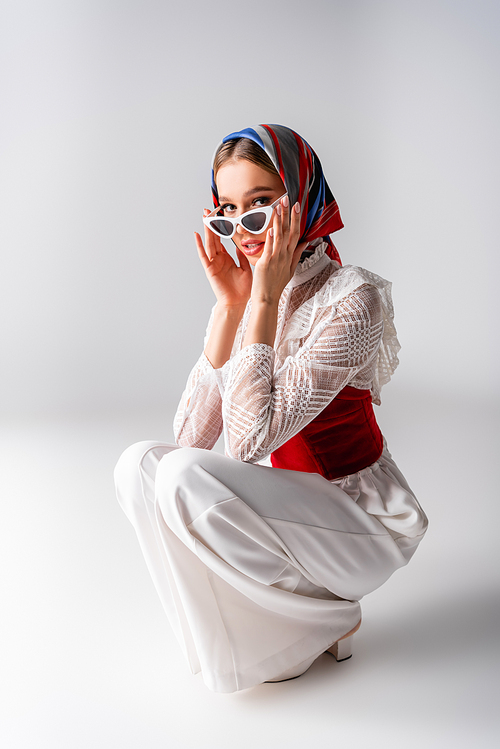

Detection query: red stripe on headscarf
(262, 125), (287, 186)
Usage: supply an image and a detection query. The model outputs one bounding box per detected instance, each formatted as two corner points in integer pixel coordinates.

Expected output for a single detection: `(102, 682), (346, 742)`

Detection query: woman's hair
(213, 138), (279, 179)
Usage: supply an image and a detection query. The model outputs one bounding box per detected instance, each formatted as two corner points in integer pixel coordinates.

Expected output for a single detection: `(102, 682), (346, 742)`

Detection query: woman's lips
(241, 241), (265, 256)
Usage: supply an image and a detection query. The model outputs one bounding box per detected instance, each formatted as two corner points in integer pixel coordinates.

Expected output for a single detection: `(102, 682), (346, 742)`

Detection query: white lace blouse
(174, 242), (400, 465)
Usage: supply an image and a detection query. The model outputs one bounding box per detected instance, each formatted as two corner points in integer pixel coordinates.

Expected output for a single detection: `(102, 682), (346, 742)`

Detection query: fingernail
(269, 227), (274, 237)
(276, 204), (282, 216)
(283, 195), (289, 207)
(294, 202), (300, 213)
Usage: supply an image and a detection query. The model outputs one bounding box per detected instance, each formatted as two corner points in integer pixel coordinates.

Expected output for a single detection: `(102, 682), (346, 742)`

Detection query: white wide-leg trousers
(114, 442), (427, 693)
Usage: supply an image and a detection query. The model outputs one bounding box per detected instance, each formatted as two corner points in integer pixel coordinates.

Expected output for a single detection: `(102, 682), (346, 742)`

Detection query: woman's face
(215, 159), (286, 266)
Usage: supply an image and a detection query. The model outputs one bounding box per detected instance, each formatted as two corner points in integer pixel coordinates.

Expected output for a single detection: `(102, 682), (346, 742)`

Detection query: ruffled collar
(288, 241), (334, 288)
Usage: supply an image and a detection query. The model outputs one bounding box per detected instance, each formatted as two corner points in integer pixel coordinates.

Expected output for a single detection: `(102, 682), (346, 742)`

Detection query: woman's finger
(286, 202), (303, 273)
(202, 210), (215, 262)
(280, 194), (290, 246)
(194, 231), (211, 270)
(235, 246), (252, 274)
(273, 201), (283, 254)
(259, 221), (274, 264)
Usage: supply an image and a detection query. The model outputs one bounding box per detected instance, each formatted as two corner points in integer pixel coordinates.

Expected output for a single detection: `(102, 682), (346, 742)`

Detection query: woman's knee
(155, 446), (206, 494)
(155, 447), (226, 527)
(114, 440), (177, 516)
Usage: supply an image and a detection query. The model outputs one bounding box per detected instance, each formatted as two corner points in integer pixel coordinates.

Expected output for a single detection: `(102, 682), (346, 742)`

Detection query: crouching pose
(114, 124), (428, 693)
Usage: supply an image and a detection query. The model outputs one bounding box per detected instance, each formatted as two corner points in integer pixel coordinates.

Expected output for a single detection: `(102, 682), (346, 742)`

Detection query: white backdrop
(2, 3), (500, 748)
(1, 0), (499, 418)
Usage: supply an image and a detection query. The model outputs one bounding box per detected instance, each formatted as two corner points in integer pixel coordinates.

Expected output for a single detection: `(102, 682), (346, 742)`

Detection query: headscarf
(211, 124), (342, 265)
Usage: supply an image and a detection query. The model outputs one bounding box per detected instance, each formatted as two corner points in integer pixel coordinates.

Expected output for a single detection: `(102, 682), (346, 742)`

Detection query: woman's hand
(250, 197), (308, 306)
(194, 214), (253, 311)
(241, 197), (307, 350)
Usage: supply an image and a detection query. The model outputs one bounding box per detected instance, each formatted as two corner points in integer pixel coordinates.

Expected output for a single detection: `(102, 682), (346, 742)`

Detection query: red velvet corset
(270, 386), (383, 480)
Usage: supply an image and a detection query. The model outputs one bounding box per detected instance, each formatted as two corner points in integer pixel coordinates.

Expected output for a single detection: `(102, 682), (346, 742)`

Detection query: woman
(114, 124), (428, 693)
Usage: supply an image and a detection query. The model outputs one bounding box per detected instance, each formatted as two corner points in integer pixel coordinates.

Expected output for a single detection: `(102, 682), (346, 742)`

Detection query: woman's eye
(221, 204), (236, 214)
(253, 197), (269, 207)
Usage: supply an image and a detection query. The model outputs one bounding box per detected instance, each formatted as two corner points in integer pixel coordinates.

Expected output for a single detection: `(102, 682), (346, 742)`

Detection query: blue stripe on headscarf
(222, 128), (265, 150)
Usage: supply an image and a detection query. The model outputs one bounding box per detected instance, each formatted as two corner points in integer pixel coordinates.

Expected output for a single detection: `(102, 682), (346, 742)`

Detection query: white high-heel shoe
(265, 621), (360, 682)
(326, 618), (361, 662)
(326, 635), (353, 661)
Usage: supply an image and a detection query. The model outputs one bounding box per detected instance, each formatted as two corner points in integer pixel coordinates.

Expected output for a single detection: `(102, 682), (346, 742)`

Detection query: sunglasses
(203, 193), (288, 239)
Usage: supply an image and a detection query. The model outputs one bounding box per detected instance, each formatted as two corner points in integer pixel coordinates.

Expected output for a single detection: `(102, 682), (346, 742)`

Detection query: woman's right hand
(194, 211), (253, 310)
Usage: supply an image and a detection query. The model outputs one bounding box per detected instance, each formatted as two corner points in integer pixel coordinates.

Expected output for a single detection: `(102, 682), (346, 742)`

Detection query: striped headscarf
(211, 124), (342, 264)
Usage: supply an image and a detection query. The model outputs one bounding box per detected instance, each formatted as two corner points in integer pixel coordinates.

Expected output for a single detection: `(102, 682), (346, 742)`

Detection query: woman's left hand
(250, 196), (308, 306)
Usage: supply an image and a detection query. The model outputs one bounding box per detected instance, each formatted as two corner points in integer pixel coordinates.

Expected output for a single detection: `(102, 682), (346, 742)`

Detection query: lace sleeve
(222, 284), (384, 463)
(173, 308), (224, 450)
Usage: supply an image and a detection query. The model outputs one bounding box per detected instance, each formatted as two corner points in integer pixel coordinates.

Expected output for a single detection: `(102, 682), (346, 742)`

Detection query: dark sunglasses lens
(210, 219), (233, 236)
(241, 212), (267, 232)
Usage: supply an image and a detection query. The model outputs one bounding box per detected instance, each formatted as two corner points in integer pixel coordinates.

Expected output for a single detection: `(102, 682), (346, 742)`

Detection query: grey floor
(2, 387), (499, 749)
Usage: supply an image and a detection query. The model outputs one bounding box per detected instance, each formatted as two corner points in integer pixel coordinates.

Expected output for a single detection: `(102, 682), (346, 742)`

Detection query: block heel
(326, 618), (361, 662)
(327, 635), (353, 661)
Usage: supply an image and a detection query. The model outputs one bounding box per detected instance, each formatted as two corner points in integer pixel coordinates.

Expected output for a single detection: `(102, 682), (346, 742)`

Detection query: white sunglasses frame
(203, 193), (288, 239)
